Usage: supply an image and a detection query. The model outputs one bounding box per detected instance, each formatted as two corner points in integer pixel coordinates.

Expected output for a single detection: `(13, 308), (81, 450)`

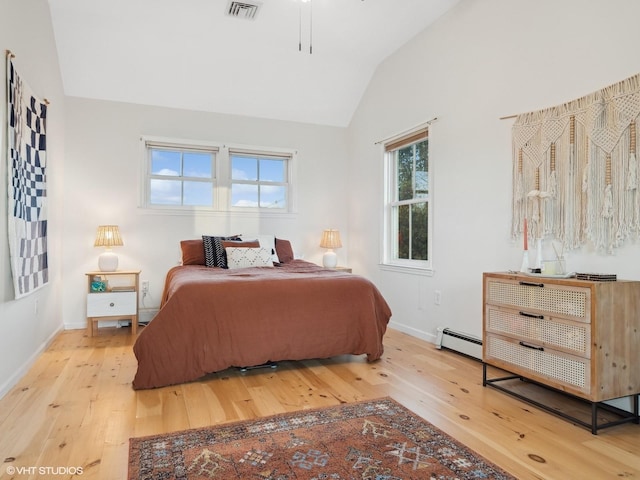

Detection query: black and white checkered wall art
(7, 57), (49, 298)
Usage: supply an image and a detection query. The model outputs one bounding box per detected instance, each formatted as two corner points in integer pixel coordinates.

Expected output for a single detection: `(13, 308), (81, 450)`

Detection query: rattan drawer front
(485, 334), (590, 395)
(487, 279), (589, 321)
(485, 307), (590, 358)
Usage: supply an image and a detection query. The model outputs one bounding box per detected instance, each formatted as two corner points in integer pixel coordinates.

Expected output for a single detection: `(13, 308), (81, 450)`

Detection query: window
(141, 137), (294, 213)
(145, 142), (217, 208)
(383, 128), (431, 271)
(230, 150), (289, 210)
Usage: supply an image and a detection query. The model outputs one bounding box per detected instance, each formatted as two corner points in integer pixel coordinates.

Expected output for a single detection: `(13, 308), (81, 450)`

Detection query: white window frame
(140, 136), (296, 216)
(228, 148), (292, 213)
(142, 138), (219, 211)
(381, 128), (433, 275)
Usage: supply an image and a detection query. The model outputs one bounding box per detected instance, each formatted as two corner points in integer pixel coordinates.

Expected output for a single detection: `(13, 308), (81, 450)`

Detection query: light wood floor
(0, 327), (639, 479)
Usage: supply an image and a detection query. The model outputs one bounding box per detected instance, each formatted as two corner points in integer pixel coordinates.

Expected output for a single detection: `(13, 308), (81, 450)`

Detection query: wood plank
(0, 327), (638, 480)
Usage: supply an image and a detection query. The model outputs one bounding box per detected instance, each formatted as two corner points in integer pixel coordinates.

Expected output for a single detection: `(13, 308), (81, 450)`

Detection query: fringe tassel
(628, 153), (637, 190)
(515, 149), (524, 199)
(628, 121), (637, 190)
(549, 143), (558, 198)
(602, 184), (613, 218)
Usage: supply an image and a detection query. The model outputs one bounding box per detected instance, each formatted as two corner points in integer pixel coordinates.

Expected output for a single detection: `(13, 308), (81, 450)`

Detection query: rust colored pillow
(275, 238), (294, 263)
(180, 239), (205, 265)
(221, 240), (260, 249)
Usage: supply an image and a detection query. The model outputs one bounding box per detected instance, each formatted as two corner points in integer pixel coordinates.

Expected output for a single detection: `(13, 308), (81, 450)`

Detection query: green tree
(396, 140), (428, 260)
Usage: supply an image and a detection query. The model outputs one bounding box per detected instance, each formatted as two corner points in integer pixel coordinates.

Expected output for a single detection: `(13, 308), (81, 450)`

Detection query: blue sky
(150, 149), (286, 208)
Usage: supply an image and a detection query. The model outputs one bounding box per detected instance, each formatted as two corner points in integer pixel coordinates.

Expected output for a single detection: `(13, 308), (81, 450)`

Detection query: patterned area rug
(128, 397), (515, 479)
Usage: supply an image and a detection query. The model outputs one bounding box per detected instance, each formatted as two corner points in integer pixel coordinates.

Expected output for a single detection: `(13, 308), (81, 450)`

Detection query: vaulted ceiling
(48, 0), (459, 126)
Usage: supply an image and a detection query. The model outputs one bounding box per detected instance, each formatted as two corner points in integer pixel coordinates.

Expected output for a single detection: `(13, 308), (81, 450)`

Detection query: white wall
(61, 98), (350, 328)
(348, 0), (640, 341)
(0, 0), (65, 396)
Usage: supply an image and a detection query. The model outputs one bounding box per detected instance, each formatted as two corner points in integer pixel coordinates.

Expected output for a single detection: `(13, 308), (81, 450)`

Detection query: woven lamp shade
(319, 229), (342, 249)
(94, 225), (124, 247)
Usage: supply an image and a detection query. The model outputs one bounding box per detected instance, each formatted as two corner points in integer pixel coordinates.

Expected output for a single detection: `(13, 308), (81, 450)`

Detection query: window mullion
(391, 198), (426, 207)
(411, 214), (415, 260)
(412, 144), (417, 198)
(217, 147), (229, 211)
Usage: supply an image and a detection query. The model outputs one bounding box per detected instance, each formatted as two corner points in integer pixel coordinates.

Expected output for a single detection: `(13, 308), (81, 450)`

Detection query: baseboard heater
(435, 327), (483, 360)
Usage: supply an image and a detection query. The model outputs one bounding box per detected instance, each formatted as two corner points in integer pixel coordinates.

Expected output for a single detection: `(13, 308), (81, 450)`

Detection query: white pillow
(226, 247), (275, 269)
(241, 234), (280, 263)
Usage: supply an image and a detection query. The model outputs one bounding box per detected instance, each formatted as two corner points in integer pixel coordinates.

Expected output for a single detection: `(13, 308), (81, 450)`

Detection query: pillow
(221, 240), (260, 249)
(180, 239), (205, 265)
(202, 235), (241, 268)
(226, 247), (275, 269)
(275, 238), (294, 263)
(241, 234), (280, 263)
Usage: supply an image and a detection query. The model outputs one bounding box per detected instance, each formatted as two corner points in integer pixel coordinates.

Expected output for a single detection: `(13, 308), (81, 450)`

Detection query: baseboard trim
(64, 321), (87, 330)
(0, 324), (63, 400)
(388, 320), (437, 344)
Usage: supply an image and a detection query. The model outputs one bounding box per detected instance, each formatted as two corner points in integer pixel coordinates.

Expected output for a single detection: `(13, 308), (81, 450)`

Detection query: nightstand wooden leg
(88, 317), (96, 337)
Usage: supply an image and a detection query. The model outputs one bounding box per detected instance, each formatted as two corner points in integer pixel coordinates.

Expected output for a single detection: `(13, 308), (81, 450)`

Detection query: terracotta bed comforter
(132, 260), (391, 389)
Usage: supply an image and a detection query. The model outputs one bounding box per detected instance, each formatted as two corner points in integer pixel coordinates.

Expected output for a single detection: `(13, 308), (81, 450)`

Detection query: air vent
(226, 0), (262, 20)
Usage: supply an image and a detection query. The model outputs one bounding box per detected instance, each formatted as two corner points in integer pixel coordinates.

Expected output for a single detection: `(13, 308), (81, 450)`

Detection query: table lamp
(320, 229), (342, 268)
(94, 225), (124, 271)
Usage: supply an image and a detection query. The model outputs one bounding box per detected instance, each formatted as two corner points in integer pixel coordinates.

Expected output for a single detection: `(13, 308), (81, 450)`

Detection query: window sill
(379, 263), (434, 276)
(137, 207), (298, 219)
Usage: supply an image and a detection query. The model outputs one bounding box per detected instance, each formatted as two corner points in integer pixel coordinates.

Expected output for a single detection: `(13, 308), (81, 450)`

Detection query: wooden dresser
(482, 271), (640, 433)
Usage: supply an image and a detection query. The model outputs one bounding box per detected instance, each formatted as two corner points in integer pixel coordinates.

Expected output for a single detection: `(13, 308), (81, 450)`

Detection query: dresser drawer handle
(109, 302), (115, 307)
(519, 311), (544, 319)
(519, 281), (544, 288)
(519, 341), (544, 351)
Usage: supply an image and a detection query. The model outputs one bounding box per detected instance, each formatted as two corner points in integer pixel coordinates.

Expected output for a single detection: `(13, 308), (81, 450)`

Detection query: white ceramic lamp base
(322, 250), (338, 268)
(98, 251), (119, 272)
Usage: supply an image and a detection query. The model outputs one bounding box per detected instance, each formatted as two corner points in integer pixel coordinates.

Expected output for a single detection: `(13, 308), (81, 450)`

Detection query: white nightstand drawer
(87, 291), (136, 317)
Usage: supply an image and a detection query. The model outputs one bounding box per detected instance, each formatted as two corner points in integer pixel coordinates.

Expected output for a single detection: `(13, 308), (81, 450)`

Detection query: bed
(131, 237), (392, 389)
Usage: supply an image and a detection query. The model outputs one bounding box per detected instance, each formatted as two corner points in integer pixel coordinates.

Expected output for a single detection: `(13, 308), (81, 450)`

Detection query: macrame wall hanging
(511, 73), (640, 254)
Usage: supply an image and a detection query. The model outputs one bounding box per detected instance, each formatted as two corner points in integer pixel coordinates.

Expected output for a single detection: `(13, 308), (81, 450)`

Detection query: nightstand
(331, 266), (352, 273)
(86, 270), (140, 336)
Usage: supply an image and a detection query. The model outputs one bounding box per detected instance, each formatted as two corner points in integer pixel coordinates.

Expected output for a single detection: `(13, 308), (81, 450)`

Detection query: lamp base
(322, 250), (338, 268)
(98, 251), (119, 272)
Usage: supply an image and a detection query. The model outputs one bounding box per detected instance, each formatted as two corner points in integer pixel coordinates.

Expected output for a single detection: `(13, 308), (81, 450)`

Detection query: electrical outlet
(142, 281), (149, 295)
